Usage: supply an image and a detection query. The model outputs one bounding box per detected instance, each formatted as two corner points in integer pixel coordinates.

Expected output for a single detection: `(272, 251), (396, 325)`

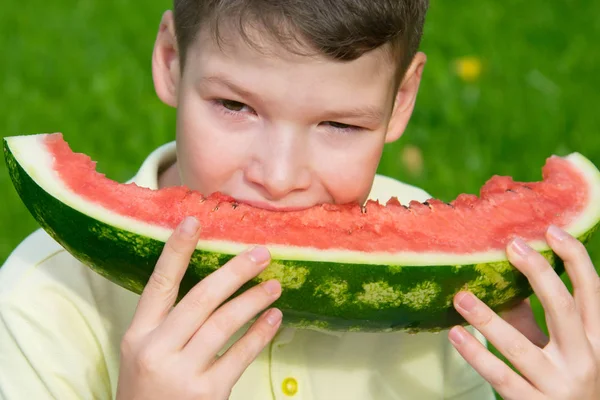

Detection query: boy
(1, 1), (599, 399)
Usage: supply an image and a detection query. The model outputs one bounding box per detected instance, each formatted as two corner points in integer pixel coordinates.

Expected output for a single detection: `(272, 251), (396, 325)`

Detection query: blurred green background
(0, 1), (599, 397)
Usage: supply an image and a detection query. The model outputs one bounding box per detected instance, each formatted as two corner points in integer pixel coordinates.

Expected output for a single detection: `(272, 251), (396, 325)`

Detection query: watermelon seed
(361, 206), (367, 214)
(506, 189), (516, 193)
(444, 202), (454, 208)
(231, 202), (239, 209)
(522, 185), (533, 190)
(423, 201), (432, 209)
(212, 204), (220, 212)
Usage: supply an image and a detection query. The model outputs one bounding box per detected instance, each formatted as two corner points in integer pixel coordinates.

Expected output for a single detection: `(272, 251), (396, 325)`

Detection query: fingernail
(548, 225), (569, 241)
(248, 246), (271, 265)
(510, 237), (531, 258)
(262, 279), (281, 296)
(448, 326), (466, 346)
(180, 216), (200, 236)
(265, 308), (283, 326)
(456, 291), (477, 312)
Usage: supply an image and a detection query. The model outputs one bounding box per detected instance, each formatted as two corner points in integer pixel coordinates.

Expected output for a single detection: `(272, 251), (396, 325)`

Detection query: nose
(245, 126), (311, 200)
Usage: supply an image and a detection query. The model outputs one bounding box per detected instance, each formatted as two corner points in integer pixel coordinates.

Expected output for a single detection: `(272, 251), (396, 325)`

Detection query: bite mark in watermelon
(4, 133), (600, 332)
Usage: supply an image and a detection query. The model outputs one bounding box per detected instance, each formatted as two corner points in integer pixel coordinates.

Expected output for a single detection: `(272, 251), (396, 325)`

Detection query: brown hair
(173, 0), (429, 79)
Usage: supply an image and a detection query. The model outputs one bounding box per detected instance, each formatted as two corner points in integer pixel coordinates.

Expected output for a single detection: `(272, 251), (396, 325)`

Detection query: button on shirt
(0, 142), (495, 399)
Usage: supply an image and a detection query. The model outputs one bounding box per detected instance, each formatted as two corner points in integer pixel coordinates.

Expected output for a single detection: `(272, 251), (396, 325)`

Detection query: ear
(385, 52), (427, 143)
(152, 10), (181, 108)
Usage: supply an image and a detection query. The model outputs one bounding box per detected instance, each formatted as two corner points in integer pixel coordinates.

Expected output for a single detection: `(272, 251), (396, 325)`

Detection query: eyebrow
(200, 75), (385, 125)
(199, 75), (257, 102)
(320, 106), (384, 126)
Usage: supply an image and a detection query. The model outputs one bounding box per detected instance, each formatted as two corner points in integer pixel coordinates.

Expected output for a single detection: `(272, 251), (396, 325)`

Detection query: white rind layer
(6, 134), (600, 266)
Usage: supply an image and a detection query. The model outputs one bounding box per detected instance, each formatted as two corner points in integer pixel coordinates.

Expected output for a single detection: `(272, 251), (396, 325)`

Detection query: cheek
(315, 135), (385, 204)
(175, 95), (251, 193)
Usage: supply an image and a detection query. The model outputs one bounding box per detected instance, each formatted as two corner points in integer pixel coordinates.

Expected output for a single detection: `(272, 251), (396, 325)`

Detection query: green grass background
(1, 1), (599, 398)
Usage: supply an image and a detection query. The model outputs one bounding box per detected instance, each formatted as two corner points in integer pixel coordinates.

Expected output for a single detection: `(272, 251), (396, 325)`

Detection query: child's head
(152, 0), (429, 209)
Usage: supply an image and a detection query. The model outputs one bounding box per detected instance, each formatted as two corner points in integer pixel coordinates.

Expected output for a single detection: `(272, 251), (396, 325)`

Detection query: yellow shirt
(0, 142), (495, 400)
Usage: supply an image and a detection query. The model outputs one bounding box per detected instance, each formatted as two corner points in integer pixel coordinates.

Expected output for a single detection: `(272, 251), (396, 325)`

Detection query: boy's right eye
(217, 99), (253, 113)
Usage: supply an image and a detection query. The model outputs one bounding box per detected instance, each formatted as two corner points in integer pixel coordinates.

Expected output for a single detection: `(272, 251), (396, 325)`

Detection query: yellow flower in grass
(401, 144), (423, 177)
(454, 56), (483, 82)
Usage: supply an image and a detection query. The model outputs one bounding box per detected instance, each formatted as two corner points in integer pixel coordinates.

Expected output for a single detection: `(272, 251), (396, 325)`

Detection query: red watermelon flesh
(46, 133), (587, 254)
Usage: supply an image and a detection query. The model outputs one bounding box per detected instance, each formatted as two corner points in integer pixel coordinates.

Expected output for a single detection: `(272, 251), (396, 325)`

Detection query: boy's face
(153, 11), (425, 210)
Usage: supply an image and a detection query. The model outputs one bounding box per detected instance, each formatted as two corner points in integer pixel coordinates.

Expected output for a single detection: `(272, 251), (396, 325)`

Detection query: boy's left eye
(321, 121), (360, 131)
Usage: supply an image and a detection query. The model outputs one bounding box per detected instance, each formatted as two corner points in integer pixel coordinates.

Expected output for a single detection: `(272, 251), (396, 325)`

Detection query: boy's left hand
(449, 225), (600, 400)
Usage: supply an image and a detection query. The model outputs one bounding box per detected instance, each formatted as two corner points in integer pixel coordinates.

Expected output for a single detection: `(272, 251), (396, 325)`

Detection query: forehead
(183, 26), (398, 110)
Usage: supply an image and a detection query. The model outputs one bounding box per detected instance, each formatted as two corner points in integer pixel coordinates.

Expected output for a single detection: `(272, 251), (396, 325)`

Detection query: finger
(130, 216), (201, 333)
(448, 325), (541, 400)
(183, 279), (282, 366)
(155, 246), (272, 350)
(210, 308), (282, 389)
(546, 225), (600, 338)
(507, 237), (590, 358)
(499, 299), (549, 348)
(454, 291), (552, 387)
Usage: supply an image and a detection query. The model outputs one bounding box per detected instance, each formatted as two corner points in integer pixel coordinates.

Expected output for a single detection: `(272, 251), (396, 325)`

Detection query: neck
(158, 161), (181, 189)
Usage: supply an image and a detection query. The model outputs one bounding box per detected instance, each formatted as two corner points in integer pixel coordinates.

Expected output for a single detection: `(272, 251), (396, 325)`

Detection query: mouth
(236, 198), (315, 212)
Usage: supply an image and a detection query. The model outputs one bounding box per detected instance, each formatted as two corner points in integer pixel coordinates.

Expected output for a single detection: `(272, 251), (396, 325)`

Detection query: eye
(216, 99), (254, 113)
(321, 121), (361, 131)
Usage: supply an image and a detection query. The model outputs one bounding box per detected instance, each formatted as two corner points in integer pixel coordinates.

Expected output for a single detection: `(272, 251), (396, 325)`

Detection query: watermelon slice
(3, 133), (600, 332)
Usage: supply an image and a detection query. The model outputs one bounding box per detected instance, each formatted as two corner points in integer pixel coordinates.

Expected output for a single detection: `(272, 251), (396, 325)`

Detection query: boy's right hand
(116, 216), (283, 400)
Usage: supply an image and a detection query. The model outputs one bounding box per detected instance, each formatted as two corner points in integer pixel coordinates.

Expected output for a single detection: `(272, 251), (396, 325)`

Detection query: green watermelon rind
(3, 136), (599, 332)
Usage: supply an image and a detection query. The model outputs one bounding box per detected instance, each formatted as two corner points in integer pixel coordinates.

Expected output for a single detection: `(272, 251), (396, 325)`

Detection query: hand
(116, 216), (283, 400)
(448, 225), (600, 400)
